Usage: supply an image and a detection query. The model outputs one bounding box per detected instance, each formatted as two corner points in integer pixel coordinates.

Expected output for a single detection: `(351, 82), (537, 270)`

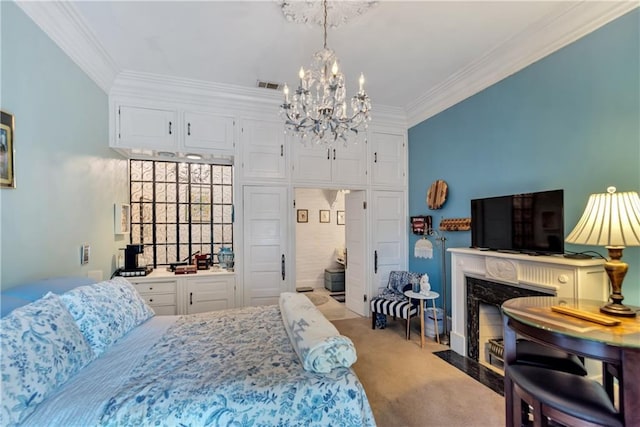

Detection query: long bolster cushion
(279, 292), (357, 373)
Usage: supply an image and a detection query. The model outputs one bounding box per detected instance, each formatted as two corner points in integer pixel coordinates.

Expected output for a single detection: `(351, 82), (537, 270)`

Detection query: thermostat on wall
(81, 244), (90, 265)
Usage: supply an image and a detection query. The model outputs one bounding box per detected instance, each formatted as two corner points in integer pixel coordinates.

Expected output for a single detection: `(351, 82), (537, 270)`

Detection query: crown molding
(111, 70), (408, 127)
(16, 1), (119, 93)
(18, 1), (634, 129)
(406, 2), (639, 128)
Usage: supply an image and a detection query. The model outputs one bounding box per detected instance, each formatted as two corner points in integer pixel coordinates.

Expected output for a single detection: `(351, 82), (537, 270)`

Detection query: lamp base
(600, 302), (637, 317)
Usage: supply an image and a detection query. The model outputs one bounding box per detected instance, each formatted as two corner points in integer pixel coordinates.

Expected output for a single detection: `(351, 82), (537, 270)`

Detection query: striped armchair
(370, 271), (424, 340)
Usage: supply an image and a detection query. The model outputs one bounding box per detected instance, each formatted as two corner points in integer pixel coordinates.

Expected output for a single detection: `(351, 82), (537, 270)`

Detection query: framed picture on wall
(297, 209), (308, 223)
(0, 110), (15, 188)
(320, 210), (330, 223)
(115, 203), (131, 234)
(337, 210), (345, 225)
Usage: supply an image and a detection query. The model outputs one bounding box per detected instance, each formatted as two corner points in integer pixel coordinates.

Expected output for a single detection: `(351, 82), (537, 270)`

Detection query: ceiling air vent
(257, 80), (282, 90)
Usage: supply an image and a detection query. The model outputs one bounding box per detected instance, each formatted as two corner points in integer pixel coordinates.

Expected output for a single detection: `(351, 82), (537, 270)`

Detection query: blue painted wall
(408, 9), (640, 314)
(0, 3), (128, 288)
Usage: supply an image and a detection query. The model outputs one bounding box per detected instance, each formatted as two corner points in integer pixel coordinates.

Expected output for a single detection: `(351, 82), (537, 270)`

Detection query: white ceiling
(17, 1), (637, 125)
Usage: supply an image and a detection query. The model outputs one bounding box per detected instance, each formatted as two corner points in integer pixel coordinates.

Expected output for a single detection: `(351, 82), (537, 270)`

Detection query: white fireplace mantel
(448, 248), (608, 357)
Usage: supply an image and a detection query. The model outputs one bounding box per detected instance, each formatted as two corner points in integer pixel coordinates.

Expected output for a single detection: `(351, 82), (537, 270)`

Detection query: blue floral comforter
(99, 305), (376, 426)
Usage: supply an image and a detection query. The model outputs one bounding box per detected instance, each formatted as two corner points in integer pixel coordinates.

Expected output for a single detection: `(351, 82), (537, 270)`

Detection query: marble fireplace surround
(448, 248), (608, 359)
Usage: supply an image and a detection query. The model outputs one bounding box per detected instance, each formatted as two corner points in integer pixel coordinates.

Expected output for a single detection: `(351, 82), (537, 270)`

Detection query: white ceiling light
(279, 0), (372, 146)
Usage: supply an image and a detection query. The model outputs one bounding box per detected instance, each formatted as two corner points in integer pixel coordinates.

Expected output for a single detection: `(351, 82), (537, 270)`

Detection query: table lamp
(565, 187), (640, 317)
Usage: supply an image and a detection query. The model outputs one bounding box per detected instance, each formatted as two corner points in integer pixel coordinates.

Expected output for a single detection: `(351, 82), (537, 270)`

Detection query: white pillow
(60, 277), (155, 356)
(0, 292), (95, 426)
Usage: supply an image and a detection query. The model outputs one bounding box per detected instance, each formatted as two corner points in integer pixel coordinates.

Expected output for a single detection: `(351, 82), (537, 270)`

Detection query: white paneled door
(371, 191), (406, 292)
(242, 186), (290, 306)
(345, 190), (367, 316)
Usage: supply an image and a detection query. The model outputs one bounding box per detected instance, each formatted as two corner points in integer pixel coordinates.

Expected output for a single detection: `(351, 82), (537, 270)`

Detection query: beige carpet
(333, 317), (505, 427)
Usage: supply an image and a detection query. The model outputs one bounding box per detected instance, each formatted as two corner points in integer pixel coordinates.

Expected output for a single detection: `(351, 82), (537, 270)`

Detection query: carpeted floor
(332, 317), (505, 427)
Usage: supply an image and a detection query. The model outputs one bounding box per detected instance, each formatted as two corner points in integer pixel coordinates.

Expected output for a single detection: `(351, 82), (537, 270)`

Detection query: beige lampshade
(565, 187), (640, 247)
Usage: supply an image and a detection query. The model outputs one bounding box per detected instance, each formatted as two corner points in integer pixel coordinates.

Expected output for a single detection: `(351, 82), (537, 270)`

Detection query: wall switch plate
(81, 244), (90, 265)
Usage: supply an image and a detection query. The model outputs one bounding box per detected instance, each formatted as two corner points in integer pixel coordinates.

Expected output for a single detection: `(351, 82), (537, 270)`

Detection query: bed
(0, 277), (375, 426)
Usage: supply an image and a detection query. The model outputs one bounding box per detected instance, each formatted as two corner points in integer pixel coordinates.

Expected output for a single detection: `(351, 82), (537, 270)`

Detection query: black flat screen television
(471, 189), (564, 255)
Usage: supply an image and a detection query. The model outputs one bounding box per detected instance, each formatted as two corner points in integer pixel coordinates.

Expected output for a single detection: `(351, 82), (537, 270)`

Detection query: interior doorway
(294, 188), (366, 316)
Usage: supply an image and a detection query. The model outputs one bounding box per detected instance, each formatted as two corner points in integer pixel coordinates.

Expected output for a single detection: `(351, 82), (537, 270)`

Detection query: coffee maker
(120, 244), (152, 277)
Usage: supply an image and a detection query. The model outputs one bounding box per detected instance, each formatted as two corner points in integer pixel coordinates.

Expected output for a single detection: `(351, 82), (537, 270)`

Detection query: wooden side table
(404, 290), (441, 347)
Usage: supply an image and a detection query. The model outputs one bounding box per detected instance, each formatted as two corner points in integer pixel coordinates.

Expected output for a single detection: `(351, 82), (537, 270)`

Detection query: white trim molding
(16, 1), (119, 93)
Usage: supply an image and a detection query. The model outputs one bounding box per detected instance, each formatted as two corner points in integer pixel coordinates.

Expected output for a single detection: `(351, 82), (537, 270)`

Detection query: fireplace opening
(466, 277), (553, 370)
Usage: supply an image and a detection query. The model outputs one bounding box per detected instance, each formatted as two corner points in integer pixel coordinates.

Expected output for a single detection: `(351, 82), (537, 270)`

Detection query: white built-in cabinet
(109, 77), (409, 315)
(128, 272), (235, 315)
(292, 141), (367, 185)
(112, 101), (235, 156)
(117, 105), (178, 151)
(185, 274), (236, 314)
(370, 129), (406, 187)
(183, 111), (235, 153)
(242, 185), (291, 306)
(239, 118), (288, 181)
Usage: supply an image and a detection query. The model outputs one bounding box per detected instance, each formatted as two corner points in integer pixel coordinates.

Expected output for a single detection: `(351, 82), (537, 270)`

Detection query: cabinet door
(292, 143), (332, 183)
(185, 275), (235, 314)
(332, 142), (367, 185)
(117, 105), (177, 150)
(240, 119), (287, 180)
(183, 111), (234, 152)
(371, 190), (406, 293)
(243, 186), (290, 306)
(371, 130), (406, 187)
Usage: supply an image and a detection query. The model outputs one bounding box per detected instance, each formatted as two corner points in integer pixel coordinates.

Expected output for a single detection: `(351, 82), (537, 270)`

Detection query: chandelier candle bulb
(359, 73), (365, 92)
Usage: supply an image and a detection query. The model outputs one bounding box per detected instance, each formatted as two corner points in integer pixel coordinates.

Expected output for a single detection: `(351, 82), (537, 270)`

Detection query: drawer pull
(149, 298), (153, 303)
(149, 287), (153, 290)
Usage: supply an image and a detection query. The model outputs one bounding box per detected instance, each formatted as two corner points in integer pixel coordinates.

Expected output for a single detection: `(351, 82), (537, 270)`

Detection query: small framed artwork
(320, 210), (330, 223)
(1, 110), (15, 188)
(297, 209), (308, 223)
(115, 203), (131, 234)
(80, 244), (90, 265)
(337, 210), (345, 225)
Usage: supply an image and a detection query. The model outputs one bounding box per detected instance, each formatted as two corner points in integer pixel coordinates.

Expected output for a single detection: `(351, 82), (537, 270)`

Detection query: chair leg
(406, 315), (411, 340)
(371, 312), (376, 330)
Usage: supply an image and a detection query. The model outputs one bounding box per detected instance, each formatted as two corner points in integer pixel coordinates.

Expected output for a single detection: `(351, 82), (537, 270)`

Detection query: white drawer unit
(130, 279), (178, 315)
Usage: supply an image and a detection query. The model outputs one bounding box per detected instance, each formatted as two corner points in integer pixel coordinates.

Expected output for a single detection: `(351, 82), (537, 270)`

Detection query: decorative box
(324, 268), (345, 292)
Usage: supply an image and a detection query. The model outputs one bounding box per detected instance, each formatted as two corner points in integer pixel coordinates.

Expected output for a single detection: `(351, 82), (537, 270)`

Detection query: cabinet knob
(149, 298), (153, 302)
(149, 287), (153, 290)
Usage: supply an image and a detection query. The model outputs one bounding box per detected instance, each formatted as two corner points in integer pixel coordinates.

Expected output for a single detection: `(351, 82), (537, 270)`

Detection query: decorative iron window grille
(129, 159), (233, 267)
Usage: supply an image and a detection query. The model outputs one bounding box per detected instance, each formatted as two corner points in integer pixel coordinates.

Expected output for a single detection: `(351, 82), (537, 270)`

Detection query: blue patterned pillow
(60, 277), (155, 356)
(0, 292), (95, 426)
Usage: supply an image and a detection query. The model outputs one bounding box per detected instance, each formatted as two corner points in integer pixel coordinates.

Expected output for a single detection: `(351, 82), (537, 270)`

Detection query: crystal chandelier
(280, 0), (372, 145)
